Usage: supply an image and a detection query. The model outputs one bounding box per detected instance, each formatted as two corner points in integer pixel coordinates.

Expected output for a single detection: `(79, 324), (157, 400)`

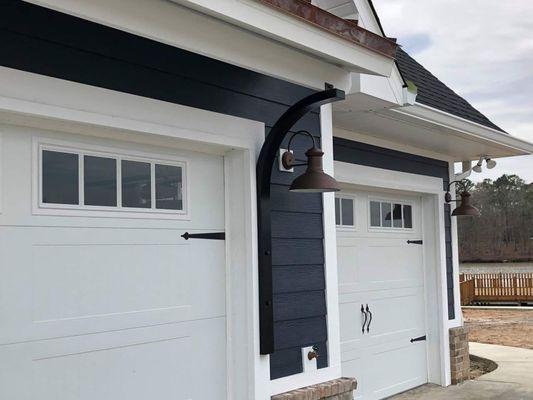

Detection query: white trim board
(0, 131), (3, 214)
(334, 160), (450, 387)
(23, 0), (352, 90)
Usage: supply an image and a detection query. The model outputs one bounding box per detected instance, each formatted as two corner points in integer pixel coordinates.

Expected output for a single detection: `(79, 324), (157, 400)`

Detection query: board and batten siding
(333, 137), (455, 319)
(0, 0), (329, 379)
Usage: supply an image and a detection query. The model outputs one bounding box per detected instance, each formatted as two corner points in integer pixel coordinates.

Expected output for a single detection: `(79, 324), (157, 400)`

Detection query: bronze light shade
(281, 130), (340, 193)
(289, 147), (340, 192)
(451, 192), (480, 217)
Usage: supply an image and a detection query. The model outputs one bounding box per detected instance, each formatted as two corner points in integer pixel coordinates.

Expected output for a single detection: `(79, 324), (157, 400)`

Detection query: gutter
(394, 103), (533, 157)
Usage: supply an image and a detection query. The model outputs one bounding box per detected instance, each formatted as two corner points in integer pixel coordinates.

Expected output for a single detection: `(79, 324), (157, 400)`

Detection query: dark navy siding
(333, 137), (456, 320)
(0, 0), (328, 379)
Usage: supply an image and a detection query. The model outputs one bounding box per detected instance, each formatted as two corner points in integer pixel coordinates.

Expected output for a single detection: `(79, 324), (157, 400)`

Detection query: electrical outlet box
(278, 148), (294, 172)
(301, 346), (318, 372)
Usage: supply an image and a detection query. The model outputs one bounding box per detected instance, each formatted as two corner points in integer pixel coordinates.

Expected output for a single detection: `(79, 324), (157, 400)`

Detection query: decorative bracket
(256, 88), (345, 354)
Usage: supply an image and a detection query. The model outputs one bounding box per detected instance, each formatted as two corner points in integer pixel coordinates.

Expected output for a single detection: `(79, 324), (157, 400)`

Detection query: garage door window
(335, 196), (355, 227)
(39, 145), (186, 215)
(369, 200), (413, 230)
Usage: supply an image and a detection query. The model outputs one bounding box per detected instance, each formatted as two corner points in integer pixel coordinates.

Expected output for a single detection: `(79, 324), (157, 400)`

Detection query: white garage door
(0, 129), (227, 399)
(336, 190), (428, 400)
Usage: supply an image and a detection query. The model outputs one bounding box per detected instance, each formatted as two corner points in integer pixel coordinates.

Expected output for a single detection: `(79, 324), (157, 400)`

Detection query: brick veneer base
(271, 377), (357, 400)
(449, 326), (470, 384)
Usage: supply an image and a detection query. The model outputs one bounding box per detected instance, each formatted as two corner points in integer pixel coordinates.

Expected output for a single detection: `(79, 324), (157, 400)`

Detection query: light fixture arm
(287, 129), (317, 150)
(256, 88), (345, 354)
(282, 130), (318, 169)
(445, 180), (466, 203)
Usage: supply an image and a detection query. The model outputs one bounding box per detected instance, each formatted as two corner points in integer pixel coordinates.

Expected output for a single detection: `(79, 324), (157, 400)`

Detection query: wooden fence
(460, 273), (533, 304)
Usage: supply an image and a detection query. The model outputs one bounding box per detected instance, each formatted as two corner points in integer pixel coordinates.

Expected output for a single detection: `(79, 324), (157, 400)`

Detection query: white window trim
(368, 197), (415, 232)
(33, 138), (189, 220)
(335, 194), (357, 231)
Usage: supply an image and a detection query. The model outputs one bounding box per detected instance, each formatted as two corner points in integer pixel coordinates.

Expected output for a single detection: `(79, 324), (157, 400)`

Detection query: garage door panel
(364, 290), (425, 345)
(1, 228), (225, 344)
(367, 340), (427, 399)
(0, 318), (226, 400)
(339, 301), (365, 345)
(357, 244), (423, 285)
(338, 244), (359, 291)
(338, 245), (423, 296)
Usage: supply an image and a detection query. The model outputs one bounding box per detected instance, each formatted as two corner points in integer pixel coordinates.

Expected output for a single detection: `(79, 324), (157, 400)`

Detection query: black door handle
(365, 304), (373, 333)
(410, 335), (427, 343)
(361, 304), (368, 334)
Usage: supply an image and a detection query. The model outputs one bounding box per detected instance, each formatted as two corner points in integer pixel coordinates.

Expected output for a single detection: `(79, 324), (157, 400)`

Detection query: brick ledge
(271, 377), (357, 400)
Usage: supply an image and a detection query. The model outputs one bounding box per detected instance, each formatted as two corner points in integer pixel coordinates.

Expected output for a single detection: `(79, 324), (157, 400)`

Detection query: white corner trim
(0, 131), (3, 214)
(448, 164), (463, 328)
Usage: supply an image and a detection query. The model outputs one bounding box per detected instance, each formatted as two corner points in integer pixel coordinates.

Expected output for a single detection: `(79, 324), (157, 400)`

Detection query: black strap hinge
(181, 232), (225, 240)
(410, 335), (427, 343)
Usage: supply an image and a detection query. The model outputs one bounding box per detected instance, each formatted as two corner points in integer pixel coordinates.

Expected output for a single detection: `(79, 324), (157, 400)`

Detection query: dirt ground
(469, 354), (497, 379)
(463, 308), (533, 349)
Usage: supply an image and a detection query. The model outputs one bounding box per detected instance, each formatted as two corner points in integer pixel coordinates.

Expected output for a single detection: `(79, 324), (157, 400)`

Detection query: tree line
(457, 174), (533, 262)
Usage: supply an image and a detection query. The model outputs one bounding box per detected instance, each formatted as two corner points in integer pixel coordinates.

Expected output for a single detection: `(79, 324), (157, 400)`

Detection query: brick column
(271, 378), (357, 400)
(449, 326), (470, 384)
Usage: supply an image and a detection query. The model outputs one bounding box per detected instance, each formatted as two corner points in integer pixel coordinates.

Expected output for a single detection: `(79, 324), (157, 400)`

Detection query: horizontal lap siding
(333, 137), (456, 320)
(0, 0), (328, 380)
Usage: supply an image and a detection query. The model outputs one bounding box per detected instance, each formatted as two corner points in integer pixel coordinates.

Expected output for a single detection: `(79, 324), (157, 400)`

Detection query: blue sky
(372, 0), (533, 183)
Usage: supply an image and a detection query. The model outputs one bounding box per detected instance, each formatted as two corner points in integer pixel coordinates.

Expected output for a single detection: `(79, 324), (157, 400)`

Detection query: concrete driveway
(388, 343), (533, 399)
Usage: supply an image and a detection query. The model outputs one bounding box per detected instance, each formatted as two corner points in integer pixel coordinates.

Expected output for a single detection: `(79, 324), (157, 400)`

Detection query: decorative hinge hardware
(181, 232), (225, 240)
(410, 335), (427, 343)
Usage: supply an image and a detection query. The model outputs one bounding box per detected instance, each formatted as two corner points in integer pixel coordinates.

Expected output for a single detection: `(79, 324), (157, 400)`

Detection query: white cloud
(372, 0), (533, 182)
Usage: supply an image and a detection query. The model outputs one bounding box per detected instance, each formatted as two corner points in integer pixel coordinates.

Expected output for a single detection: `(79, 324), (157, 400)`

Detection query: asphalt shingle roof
(395, 48), (505, 132)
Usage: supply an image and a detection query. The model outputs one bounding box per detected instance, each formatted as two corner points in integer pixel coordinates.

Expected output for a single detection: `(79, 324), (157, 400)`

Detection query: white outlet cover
(278, 148), (294, 172)
(301, 346), (318, 372)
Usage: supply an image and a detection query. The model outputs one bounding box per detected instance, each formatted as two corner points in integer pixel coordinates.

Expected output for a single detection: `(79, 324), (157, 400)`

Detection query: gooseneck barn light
(256, 88), (345, 354)
(445, 180), (480, 217)
(281, 130), (340, 193)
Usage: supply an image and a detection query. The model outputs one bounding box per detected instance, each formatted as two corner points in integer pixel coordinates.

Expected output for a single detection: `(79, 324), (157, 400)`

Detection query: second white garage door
(336, 190), (428, 400)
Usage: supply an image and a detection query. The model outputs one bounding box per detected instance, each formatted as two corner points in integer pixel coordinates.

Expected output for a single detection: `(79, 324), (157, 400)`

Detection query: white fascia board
(24, 0), (351, 91)
(394, 103), (533, 158)
(168, 0), (395, 77)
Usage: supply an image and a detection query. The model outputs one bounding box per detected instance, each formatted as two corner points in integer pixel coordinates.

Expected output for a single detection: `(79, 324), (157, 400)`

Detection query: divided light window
(369, 200), (412, 230)
(40, 147), (186, 214)
(335, 196), (355, 227)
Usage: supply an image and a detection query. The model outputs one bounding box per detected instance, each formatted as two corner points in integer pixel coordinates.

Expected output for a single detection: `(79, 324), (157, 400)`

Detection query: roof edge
(258, 0), (398, 58)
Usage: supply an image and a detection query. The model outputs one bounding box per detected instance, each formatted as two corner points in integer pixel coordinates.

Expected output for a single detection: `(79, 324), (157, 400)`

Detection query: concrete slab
(387, 342), (533, 399)
(389, 381), (533, 399)
(470, 342), (533, 388)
